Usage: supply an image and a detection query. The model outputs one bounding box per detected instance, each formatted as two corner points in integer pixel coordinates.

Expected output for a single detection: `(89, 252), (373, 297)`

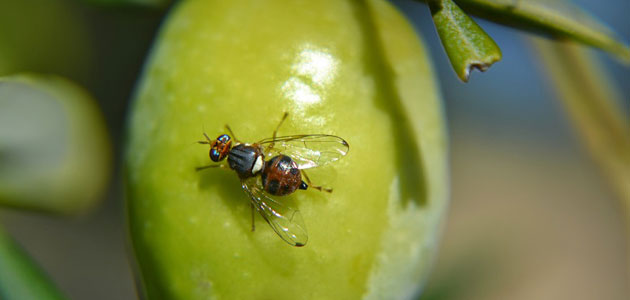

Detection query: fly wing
(241, 177), (308, 247)
(257, 134), (349, 169)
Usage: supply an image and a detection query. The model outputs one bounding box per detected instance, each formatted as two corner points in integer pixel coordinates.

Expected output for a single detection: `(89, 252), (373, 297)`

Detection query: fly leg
(250, 203), (256, 232)
(302, 170), (332, 193)
(266, 112), (288, 152)
(195, 164), (228, 172)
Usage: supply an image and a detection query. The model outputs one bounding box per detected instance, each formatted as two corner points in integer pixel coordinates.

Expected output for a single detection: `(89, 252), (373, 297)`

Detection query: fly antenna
(197, 123), (213, 145)
(198, 132), (212, 145)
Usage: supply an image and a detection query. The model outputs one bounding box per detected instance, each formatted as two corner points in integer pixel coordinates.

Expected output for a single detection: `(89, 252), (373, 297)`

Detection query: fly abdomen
(261, 155), (302, 196)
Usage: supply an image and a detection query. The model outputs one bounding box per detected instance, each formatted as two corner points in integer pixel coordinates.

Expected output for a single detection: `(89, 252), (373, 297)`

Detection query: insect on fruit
(196, 113), (349, 247)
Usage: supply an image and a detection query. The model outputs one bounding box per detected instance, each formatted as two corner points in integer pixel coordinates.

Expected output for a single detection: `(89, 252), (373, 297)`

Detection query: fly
(196, 113), (349, 247)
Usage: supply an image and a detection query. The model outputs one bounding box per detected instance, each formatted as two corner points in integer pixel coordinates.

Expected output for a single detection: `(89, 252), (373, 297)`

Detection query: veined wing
(241, 177), (308, 247)
(257, 134), (349, 169)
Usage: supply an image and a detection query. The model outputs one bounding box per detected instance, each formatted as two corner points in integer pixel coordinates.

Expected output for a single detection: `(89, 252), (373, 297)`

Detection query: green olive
(126, 0), (448, 299)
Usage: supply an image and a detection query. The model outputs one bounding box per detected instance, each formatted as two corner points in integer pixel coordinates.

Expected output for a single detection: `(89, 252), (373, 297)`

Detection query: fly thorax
(227, 144), (263, 179)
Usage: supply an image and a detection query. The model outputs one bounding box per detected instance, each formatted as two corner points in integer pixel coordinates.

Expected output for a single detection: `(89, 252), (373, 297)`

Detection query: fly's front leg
(195, 164), (228, 172)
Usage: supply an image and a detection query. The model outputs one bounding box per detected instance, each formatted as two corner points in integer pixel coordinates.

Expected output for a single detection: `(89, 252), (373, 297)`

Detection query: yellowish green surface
(126, 0), (448, 299)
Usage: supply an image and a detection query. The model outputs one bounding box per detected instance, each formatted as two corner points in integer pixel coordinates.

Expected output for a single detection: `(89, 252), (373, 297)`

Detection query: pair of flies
(197, 113), (349, 247)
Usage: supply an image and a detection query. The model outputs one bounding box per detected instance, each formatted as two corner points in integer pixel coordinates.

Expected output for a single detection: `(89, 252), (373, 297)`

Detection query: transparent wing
(257, 134), (349, 169)
(241, 177), (308, 247)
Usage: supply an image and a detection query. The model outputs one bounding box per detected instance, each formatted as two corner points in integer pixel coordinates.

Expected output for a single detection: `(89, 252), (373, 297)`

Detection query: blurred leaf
(453, 0), (630, 63)
(0, 74), (112, 214)
(419, 247), (504, 300)
(529, 37), (630, 275)
(529, 37), (630, 207)
(428, 0), (502, 81)
(80, 0), (170, 7)
(0, 227), (66, 300)
(0, 0), (91, 80)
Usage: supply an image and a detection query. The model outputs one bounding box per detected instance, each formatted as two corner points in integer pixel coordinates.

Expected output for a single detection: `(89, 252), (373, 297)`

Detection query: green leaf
(0, 74), (112, 214)
(454, 0), (630, 63)
(0, 0), (91, 79)
(429, 0), (502, 82)
(79, 0), (169, 8)
(0, 227), (66, 300)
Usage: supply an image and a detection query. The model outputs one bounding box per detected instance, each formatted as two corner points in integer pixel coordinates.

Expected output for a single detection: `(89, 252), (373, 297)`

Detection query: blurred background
(0, 0), (628, 299)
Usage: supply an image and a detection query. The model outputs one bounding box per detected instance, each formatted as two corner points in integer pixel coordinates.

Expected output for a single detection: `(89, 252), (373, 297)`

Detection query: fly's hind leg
(302, 170), (333, 193)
